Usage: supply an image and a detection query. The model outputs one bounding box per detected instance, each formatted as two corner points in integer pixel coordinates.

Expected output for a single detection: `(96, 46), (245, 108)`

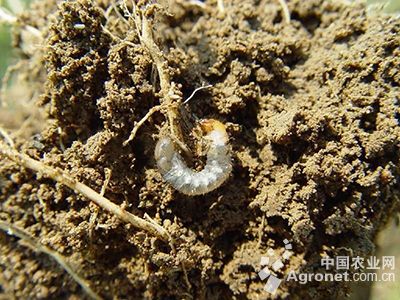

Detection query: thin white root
(100, 168), (112, 197)
(175, 0), (206, 9)
(277, 0), (291, 24)
(0, 221), (101, 300)
(0, 126), (15, 147)
(257, 214), (265, 248)
(181, 261), (192, 294)
(111, 1), (130, 26)
(217, 0), (225, 14)
(183, 85), (212, 104)
(0, 139), (171, 242)
(24, 25), (42, 39)
(88, 205), (99, 240)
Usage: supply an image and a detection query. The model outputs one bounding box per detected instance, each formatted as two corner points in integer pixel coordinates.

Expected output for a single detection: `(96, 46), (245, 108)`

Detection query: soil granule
(0, 0), (399, 299)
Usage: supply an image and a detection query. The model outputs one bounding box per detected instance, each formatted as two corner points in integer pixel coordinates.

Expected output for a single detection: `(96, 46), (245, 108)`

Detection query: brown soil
(1, 0), (399, 299)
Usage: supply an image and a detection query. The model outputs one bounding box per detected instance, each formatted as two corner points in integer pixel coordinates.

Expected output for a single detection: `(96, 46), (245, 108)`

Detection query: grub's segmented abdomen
(154, 131), (232, 196)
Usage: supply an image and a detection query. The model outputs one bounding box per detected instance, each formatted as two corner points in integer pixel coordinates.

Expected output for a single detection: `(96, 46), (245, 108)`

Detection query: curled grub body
(155, 119), (232, 195)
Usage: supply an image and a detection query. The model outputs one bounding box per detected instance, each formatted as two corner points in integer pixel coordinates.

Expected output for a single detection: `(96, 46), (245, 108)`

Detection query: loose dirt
(0, 0), (399, 299)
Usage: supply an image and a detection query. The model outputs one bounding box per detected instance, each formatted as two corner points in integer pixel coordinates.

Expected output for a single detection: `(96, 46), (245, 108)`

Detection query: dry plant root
(217, 0), (225, 14)
(122, 1), (186, 150)
(123, 104), (162, 146)
(0, 132), (170, 243)
(277, 0), (291, 24)
(0, 221), (101, 300)
(155, 119), (232, 195)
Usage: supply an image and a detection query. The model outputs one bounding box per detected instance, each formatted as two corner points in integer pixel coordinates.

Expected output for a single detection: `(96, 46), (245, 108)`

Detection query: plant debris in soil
(0, 0), (399, 299)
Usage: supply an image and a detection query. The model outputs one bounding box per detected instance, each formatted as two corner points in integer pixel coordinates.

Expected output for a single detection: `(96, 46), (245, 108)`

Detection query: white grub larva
(155, 119), (232, 196)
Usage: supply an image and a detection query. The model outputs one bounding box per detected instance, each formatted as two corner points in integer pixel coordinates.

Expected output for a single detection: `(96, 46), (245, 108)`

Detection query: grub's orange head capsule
(199, 119), (229, 146)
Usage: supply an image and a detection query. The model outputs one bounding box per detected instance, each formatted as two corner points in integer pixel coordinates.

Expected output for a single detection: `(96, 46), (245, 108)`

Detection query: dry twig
(0, 221), (101, 300)
(0, 138), (170, 242)
(123, 104), (162, 145)
(121, 1), (184, 146)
